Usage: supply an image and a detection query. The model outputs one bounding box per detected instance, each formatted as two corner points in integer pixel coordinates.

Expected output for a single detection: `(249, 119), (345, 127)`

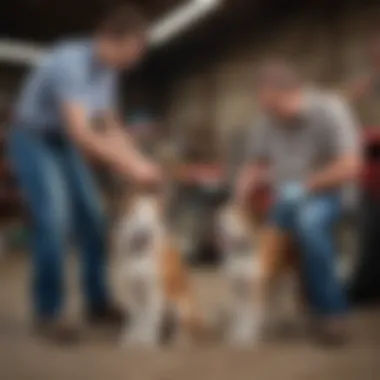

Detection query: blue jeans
(270, 193), (348, 316)
(7, 127), (109, 319)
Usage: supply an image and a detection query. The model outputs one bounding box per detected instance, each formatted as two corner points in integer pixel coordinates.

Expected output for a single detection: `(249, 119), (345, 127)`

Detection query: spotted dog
(216, 201), (300, 345)
(115, 191), (204, 347)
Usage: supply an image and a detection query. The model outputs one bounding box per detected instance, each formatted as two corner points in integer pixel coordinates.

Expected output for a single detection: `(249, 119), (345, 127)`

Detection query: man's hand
(277, 181), (307, 206)
(128, 159), (162, 186)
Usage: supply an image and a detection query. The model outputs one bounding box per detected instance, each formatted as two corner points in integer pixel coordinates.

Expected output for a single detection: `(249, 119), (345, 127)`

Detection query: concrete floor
(0, 252), (379, 380)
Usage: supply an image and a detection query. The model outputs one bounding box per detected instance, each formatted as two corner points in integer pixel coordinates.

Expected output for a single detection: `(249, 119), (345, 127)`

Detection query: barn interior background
(0, 1), (379, 378)
(0, 0), (379, 259)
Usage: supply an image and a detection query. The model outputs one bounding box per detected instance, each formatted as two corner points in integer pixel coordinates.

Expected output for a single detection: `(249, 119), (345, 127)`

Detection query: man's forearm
(73, 126), (142, 174)
(306, 155), (362, 193)
(104, 112), (147, 159)
(64, 110), (142, 176)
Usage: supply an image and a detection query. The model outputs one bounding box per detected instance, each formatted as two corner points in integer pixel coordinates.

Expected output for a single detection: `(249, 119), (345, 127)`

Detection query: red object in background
(361, 128), (380, 199)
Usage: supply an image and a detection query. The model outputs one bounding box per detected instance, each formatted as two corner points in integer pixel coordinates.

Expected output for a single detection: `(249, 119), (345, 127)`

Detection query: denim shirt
(14, 39), (118, 130)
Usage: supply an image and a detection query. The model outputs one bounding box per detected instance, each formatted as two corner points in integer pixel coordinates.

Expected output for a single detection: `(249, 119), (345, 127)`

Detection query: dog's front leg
(117, 267), (137, 347)
(120, 281), (143, 347)
(229, 296), (259, 345)
(140, 279), (165, 347)
(256, 227), (290, 336)
(227, 274), (263, 346)
(121, 307), (140, 346)
(249, 268), (268, 344)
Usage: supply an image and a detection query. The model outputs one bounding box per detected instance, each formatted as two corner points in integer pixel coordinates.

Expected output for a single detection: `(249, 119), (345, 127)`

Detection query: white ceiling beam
(0, 0), (222, 65)
(0, 39), (44, 65)
(149, 0), (221, 47)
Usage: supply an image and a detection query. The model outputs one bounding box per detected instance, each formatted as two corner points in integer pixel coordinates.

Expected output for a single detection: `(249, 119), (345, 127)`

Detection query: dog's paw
(226, 317), (265, 347)
(120, 333), (135, 348)
(120, 332), (161, 349)
(226, 327), (262, 347)
(227, 334), (260, 348)
(119, 326), (144, 348)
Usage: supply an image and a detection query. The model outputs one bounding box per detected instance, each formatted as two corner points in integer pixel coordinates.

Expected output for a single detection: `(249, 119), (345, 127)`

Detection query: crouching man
(236, 60), (361, 344)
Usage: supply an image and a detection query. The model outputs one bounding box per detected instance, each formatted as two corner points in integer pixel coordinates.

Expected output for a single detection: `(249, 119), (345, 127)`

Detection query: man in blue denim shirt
(8, 5), (160, 343)
(236, 60), (361, 345)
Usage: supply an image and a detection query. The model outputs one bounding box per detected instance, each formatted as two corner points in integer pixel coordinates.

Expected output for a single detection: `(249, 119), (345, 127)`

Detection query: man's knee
(296, 202), (327, 234)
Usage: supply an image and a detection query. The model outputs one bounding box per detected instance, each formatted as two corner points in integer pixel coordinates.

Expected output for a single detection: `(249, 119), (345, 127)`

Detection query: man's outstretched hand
(129, 160), (162, 186)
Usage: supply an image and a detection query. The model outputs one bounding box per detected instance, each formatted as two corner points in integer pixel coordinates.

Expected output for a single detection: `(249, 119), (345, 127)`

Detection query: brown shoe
(86, 304), (126, 327)
(314, 317), (350, 347)
(34, 318), (81, 345)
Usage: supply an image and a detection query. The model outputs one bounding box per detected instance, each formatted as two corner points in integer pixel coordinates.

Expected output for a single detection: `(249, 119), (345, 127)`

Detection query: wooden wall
(161, 2), (380, 153)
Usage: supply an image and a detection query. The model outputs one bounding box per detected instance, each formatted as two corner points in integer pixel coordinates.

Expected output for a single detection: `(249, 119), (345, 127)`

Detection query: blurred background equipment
(349, 128), (380, 305)
(0, 97), (26, 255)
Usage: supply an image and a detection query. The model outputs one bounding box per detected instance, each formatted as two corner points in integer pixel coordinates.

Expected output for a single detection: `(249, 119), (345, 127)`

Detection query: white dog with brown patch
(216, 201), (300, 345)
(216, 202), (265, 344)
(115, 190), (204, 347)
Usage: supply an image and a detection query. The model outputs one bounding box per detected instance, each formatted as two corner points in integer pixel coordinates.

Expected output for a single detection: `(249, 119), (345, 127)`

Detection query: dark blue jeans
(7, 127), (109, 319)
(270, 193), (348, 316)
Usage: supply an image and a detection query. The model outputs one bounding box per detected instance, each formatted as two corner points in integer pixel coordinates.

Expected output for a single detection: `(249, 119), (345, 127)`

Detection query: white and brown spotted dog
(216, 201), (301, 345)
(115, 188), (204, 347)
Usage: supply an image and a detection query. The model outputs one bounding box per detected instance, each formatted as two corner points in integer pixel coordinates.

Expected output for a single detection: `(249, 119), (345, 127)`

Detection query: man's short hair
(255, 59), (302, 90)
(98, 4), (148, 38)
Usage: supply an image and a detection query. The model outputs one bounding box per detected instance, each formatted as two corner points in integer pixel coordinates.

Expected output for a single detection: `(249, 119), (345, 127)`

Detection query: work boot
(86, 303), (125, 327)
(34, 318), (80, 345)
(314, 317), (350, 347)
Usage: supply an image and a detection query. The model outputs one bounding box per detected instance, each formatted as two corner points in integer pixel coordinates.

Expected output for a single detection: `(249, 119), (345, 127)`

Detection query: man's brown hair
(98, 4), (148, 38)
(255, 59), (302, 90)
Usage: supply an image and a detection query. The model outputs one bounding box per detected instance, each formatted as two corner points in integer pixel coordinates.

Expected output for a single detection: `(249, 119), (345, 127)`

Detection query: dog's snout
(128, 229), (152, 254)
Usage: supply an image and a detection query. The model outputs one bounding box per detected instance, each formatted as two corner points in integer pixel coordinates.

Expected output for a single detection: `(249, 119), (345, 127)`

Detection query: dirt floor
(0, 252), (379, 380)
